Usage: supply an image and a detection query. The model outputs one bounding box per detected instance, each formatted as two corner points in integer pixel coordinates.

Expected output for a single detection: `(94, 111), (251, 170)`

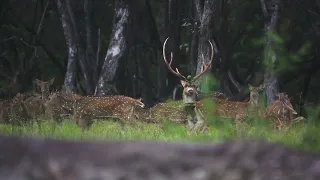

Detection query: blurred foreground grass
(0, 116), (319, 152)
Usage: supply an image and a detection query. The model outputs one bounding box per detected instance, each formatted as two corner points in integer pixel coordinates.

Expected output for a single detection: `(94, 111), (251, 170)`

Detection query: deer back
(74, 95), (145, 118)
(150, 100), (188, 123)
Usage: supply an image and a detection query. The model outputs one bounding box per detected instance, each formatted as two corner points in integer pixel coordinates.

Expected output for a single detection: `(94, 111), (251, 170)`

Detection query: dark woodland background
(0, 0), (319, 119)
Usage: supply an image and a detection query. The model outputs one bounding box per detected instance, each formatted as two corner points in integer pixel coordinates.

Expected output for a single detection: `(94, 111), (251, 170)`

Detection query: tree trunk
(65, 0), (94, 95)
(84, 0), (97, 88)
(55, 0), (76, 94)
(260, 0), (281, 105)
(156, 0), (169, 101)
(166, 0), (182, 98)
(195, 0), (216, 92)
(95, 0), (129, 96)
(189, 0), (201, 74)
(127, 0), (160, 107)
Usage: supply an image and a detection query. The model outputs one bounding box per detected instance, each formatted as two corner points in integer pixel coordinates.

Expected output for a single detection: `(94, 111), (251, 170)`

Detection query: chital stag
(73, 95), (145, 131)
(266, 91), (306, 131)
(35, 78), (55, 101)
(192, 84), (265, 132)
(163, 37), (224, 104)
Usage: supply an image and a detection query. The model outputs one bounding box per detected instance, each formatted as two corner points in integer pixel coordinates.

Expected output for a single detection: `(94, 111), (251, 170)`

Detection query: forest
(1, 1), (320, 178)
(0, 0), (320, 143)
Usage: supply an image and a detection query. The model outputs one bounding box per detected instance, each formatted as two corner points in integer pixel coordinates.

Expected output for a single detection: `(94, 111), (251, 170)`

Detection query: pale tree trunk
(95, 0), (129, 96)
(55, 0), (76, 94)
(194, 0), (216, 92)
(65, 0), (94, 95)
(260, 0), (281, 105)
(55, 0), (94, 94)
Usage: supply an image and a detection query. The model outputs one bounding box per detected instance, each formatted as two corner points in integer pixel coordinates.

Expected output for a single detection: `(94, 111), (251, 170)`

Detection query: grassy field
(1, 115), (320, 152)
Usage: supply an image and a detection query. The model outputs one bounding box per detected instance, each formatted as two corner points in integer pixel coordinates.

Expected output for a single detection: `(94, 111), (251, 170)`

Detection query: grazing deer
(73, 95), (145, 131)
(1, 135), (320, 180)
(192, 84), (265, 132)
(44, 91), (82, 124)
(266, 91), (306, 131)
(134, 101), (193, 130)
(8, 93), (30, 125)
(35, 78), (55, 101)
(23, 93), (46, 119)
(150, 100), (188, 124)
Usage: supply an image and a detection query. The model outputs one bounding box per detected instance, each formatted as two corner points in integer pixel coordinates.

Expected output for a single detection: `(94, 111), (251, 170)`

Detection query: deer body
(8, 93), (31, 125)
(134, 101), (191, 128)
(265, 92), (305, 131)
(44, 92), (82, 123)
(73, 95), (145, 130)
(150, 100), (188, 124)
(23, 93), (46, 119)
(192, 85), (265, 133)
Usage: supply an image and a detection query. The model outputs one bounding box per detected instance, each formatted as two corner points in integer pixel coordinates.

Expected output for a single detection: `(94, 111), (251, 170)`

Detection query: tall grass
(1, 116), (319, 152)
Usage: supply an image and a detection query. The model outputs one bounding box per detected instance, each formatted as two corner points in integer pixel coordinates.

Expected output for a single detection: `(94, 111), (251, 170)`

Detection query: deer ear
(180, 80), (187, 87)
(49, 78), (55, 85)
(248, 84), (253, 90)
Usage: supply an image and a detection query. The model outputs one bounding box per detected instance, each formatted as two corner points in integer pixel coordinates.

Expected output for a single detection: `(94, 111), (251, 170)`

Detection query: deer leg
(188, 108), (209, 135)
(292, 116), (306, 124)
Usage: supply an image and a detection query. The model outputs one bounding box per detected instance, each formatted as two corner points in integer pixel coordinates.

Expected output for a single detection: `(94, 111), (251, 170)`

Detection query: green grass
(1, 117), (320, 152)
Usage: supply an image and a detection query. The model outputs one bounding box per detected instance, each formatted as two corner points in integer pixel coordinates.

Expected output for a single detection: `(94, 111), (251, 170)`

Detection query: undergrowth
(0, 116), (319, 152)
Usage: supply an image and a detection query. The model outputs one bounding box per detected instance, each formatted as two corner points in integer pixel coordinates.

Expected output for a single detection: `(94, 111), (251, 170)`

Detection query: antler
(192, 40), (214, 82)
(162, 37), (187, 81)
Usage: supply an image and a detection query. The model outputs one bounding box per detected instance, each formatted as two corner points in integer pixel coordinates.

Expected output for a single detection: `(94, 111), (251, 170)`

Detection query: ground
(1, 116), (320, 152)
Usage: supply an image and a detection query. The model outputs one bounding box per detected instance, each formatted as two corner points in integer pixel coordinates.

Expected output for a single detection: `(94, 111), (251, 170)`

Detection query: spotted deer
(8, 93), (30, 125)
(44, 91), (83, 124)
(192, 84), (265, 132)
(73, 95), (145, 131)
(163, 37), (226, 104)
(163, 37), (222, 134)
(266, 91), (306, 131)
(134, 101), (191, 130)
(35, 78), (55, 101)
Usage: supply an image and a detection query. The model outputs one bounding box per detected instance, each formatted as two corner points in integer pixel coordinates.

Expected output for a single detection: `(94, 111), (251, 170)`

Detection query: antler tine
(192, 40), (214, 82)
(162, 37), (187, 80)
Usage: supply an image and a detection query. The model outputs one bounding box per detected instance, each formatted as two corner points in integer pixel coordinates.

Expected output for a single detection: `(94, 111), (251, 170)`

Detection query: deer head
(44, 91), (77, 115)
(163, 37), (214, 104)
(35, 78), (55, 101)
(248, 84), (265, 105)
(10, 93), (25, 107)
